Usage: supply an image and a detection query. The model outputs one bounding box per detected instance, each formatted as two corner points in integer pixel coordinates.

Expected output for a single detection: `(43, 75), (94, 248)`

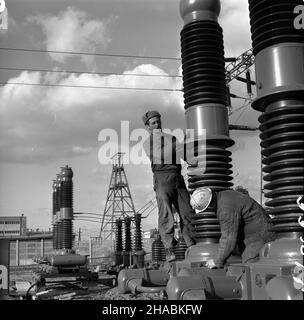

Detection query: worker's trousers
(153, 172), (195, 249)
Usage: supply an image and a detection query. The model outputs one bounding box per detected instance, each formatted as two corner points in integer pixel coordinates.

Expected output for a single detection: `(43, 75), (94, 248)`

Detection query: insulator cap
(60, 165), (73, 180)
(52, 179), (57, 191)
(180, 0), (221, 24)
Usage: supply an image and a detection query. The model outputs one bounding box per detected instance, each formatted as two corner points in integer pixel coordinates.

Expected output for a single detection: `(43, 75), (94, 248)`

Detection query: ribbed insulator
(248, 0), (304, 56)
(124, 217), (132, 252)
(115, 219), (123, 252)
(188, 145), (233, 191)
(134, 214), (143, 251)
(60, 181), (73, 208)
(52, 191), (56, 216)
(152, 238), (165, 262)
(191, 202), (221, 241)
(188, 144), (233, 241)
(53, 224), (57, 249)
(181, 20), (226, 109)
(56, 186), (61, 213)
(174, 237), (188, 261)
(57, 221), (63, 249)
(259, 101), (304, 233)
(62, 220), (73, 250)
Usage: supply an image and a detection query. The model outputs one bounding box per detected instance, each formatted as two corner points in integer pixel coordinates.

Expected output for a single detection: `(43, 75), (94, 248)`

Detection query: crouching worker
(142, 110), (196, 263)
(190, 187), (276, 268)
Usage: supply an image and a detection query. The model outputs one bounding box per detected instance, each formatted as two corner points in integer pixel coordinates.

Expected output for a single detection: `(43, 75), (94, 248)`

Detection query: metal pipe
(127, 278), (166, 294)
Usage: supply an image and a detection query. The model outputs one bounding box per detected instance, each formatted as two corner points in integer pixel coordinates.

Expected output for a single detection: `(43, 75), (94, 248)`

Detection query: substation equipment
(117, 0), (304, 300)
(35, 165), (97, 286)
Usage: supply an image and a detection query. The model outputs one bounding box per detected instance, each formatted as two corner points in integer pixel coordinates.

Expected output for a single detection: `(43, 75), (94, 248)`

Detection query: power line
(0, 47), (237, 63)
(0, 81), (182, 92)
(0, 66), (181, 78)
(229, 99), (252, 116)
(0, 47), (181, 61)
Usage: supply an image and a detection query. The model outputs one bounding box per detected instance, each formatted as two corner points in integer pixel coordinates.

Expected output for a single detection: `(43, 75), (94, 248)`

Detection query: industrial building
(0, 215), (27, 237)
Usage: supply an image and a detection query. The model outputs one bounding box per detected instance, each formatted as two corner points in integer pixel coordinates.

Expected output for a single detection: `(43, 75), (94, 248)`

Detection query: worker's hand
(187, 157), (198, 167)
(206, 259), (217, 269)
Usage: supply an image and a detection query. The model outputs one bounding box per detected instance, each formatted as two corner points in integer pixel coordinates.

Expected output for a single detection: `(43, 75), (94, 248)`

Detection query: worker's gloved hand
(206, 259), (218, 269)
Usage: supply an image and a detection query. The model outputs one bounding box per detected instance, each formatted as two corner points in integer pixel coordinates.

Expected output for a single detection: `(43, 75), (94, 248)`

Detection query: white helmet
(190, 187), (212, 211)
(297, 195), (304, 211)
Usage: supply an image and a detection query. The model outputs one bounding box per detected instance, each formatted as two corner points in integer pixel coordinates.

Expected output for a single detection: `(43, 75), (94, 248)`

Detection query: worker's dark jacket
(143, 131), (195, 249)
(214, 190), (276, 266)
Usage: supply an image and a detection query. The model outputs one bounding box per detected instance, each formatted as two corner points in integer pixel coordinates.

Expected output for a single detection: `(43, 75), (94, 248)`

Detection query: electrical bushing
(132, 214), (145, 268)
(194, 0), (304, 300)
(152, 234), (166, 262)
(55, 173), (62, 251)
(122, 217), (132, 266)
(174, 236), (188, 261)
(115, 219), (123, 266)
(179, 0), (234, 262)
(52, 180), (57, 251)
(248, 0), (304, 263)
(60, 165), (74, 251)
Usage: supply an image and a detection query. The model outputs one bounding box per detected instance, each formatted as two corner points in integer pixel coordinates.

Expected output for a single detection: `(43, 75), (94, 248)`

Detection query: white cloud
(28, 7), (116, 68)
(0, 64), (182, 163)
(220, 0), (252, 57)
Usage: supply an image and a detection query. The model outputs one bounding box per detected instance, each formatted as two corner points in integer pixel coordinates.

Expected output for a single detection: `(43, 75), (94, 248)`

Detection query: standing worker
(190, 187), (276, 268)
(142, 110), (196, 262)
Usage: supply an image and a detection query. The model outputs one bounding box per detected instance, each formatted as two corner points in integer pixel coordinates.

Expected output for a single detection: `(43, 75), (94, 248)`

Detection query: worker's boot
(165, 248), (176, 262)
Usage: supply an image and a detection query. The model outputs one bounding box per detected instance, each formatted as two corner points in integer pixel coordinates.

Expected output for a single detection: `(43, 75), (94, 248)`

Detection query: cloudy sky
(0, 0), (262, 238)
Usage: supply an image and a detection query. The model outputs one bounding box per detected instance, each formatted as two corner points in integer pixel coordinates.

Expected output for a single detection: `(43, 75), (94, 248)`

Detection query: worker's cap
(297, 195), (304, 211)
(142, 110), (161, 125)
(190, 187), (213, 212)
(235, 186), (249, 195)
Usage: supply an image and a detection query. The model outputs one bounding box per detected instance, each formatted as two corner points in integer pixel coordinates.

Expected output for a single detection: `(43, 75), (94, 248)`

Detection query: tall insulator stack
(122, 217), (132, 266)
(60, 165), (74, 251)
(248, 0), (304, 262)
(133, 214), (143, 251)
(179, 0), (234, 259)
(55, 174), (62, 250)
(52, 180), (57, 250)
(115, 219), (123, 266)
(132, 214), (145, 268)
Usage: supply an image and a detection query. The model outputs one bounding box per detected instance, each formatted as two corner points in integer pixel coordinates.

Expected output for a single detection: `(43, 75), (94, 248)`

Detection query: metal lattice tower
(99, 152), (136, 244)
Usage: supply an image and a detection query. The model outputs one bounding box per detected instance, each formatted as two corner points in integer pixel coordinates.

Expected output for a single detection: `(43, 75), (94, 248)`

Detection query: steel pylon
(99, 152), (136, 245)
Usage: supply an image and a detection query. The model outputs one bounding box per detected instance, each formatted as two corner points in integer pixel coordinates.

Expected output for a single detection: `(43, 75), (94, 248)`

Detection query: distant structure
(99, 152), (136, 245)
(0, 214), (27, 237)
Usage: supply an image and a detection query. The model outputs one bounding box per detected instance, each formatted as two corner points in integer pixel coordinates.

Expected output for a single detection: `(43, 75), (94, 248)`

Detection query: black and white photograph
(0, 0), (303, 311)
